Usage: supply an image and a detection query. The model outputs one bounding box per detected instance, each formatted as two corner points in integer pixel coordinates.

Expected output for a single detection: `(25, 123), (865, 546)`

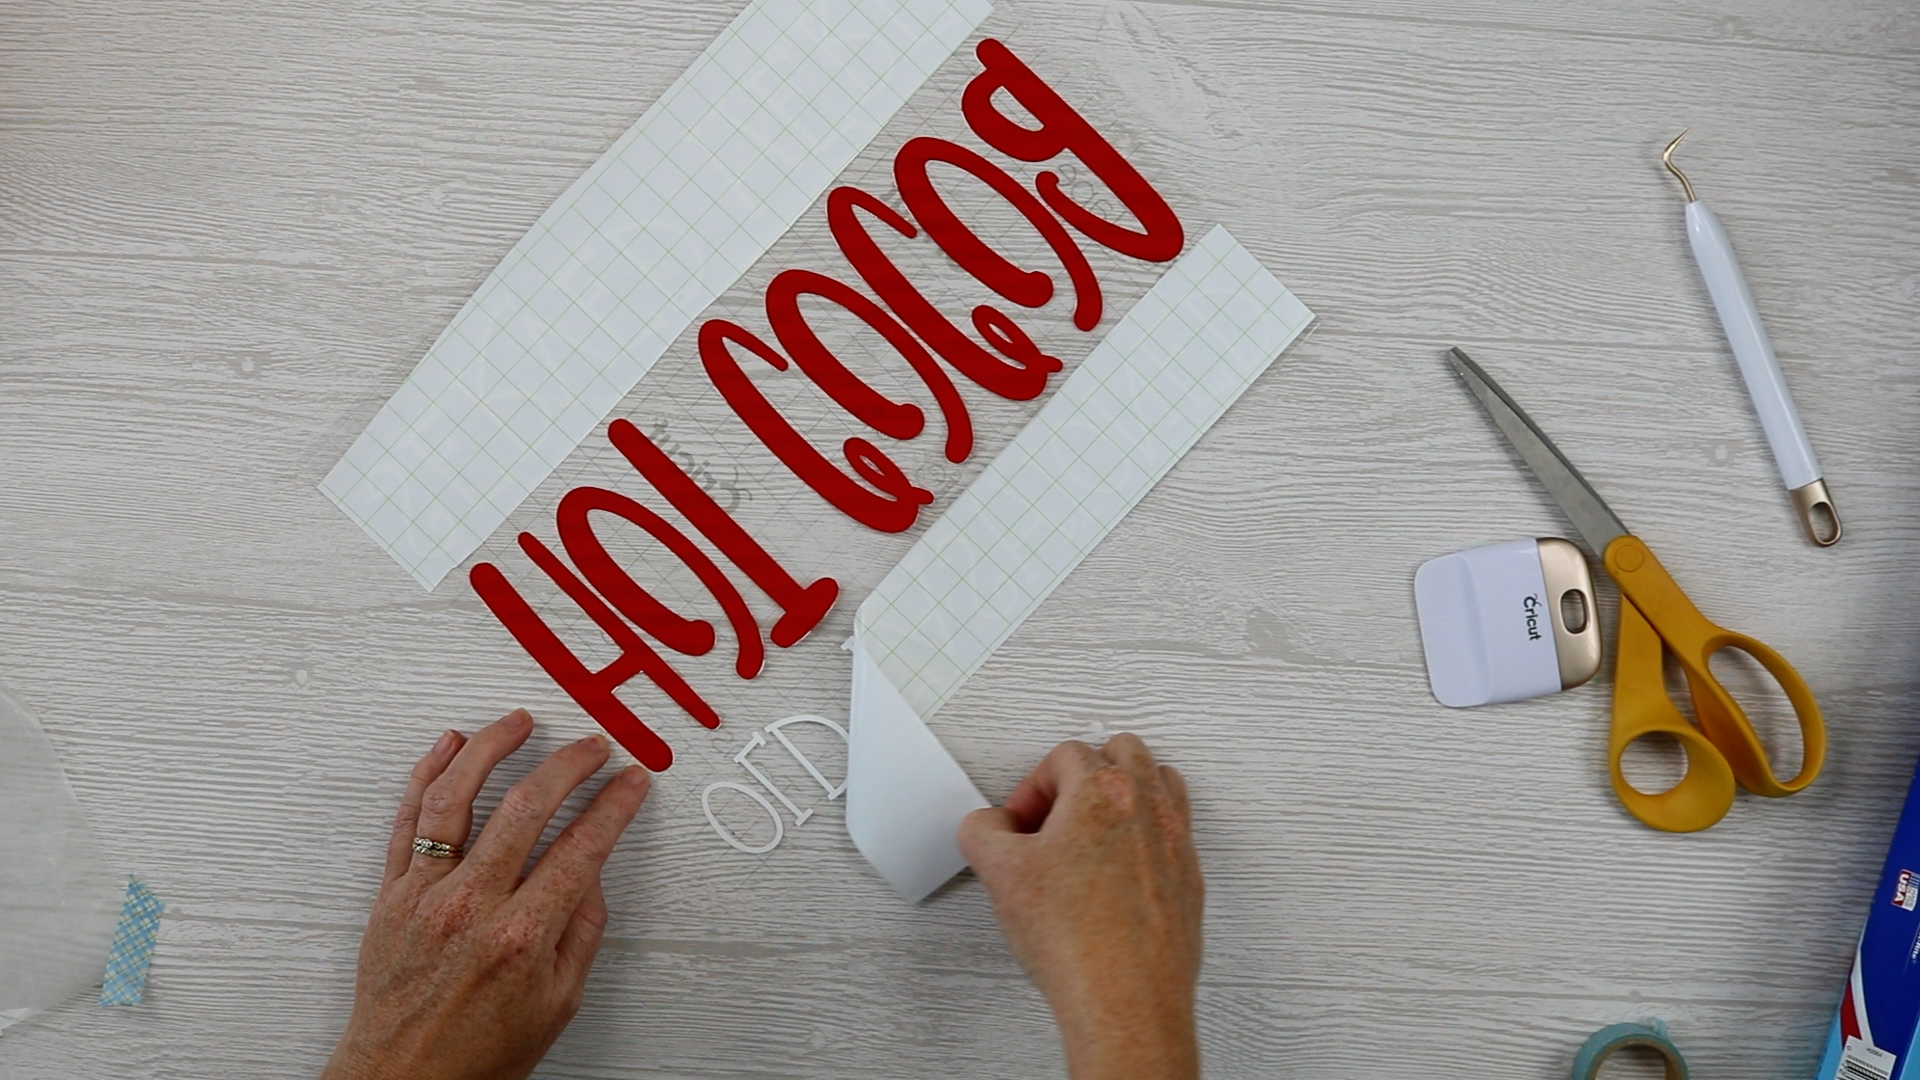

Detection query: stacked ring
(412, 836), (460, 859)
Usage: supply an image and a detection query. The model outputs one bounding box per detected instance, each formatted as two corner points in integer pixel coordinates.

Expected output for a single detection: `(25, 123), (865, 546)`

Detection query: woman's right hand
(957, 733), (1205, 1080)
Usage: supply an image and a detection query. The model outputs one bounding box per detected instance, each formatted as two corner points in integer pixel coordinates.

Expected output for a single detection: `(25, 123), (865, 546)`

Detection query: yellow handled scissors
(1447, 348), (1825, 832)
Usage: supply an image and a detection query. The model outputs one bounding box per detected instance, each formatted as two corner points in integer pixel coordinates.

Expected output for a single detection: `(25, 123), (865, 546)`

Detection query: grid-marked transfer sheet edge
(321, 0), (993, 589)
(846, 225), (1315, 902)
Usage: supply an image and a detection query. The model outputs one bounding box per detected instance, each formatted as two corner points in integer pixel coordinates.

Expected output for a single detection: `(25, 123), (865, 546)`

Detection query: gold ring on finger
(412, 836), (461, 859)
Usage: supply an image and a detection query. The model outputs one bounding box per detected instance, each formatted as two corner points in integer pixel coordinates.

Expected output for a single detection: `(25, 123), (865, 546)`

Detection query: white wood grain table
(4, 1), (1917, 1076)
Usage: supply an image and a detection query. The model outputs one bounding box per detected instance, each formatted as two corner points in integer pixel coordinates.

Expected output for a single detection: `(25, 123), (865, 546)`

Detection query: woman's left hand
(320, 709), (651, 1080)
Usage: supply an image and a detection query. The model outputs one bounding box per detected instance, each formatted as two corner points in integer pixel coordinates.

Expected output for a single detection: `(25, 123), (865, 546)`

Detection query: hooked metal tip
(1662, 130), (1697, 202)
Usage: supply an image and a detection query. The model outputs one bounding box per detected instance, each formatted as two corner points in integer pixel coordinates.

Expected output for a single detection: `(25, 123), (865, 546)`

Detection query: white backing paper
(321, 0), (993, 589)
(846, 225), (1314, 900)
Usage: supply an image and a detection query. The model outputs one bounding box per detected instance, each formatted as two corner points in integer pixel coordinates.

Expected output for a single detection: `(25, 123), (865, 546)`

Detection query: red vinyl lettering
(893, 136), (1102, 332)
(471, 545), (712, 773)
(688, 321), (933, 540)
(470, 34), (1207, 783)
(962, 38), (1184, 264)
(606, 417), (844, 645)
(764, 268), (973, 463)
(555, 485), (765, 680)
(970, 303), (1060, 382)
(827, 185), (1062, 402)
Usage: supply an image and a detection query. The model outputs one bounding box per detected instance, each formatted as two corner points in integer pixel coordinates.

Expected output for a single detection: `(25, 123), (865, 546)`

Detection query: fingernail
(434, 729), (458, 754)
(577, 733), (608, 751)
(619, 766), (648, 789)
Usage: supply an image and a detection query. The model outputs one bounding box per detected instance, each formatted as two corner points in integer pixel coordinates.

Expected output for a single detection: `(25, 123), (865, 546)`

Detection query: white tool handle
(1684, 200), (1821, 490)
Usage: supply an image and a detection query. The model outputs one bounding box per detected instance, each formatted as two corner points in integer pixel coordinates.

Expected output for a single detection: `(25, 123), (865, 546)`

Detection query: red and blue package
(1816, 756), (1920, 1080)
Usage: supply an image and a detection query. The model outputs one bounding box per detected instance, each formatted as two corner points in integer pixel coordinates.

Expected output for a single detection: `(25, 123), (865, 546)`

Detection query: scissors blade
(1446, 347), (1630, 555)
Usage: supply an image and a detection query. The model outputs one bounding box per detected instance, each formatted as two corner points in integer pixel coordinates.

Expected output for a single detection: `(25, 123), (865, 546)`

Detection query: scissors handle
(1609, 595), (1737, 832)
(1603, 535), (1826, 798)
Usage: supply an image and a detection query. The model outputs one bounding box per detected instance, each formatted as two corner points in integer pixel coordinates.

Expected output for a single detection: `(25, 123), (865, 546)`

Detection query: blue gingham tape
(98, 878), (163, 1007)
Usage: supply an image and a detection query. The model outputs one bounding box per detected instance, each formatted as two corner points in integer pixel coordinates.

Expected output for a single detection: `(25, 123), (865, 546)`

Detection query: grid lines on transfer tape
(321, 0), (993, 589)
(858, 226), (1314, 719)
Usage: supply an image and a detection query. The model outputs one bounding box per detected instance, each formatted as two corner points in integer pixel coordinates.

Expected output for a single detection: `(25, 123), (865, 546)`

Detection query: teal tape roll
(1573, 1021), (1688, 1080)
(98, 878), (163, 1007)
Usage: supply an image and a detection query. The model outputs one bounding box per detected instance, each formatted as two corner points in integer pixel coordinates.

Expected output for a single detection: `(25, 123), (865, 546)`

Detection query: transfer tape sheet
(0, 681), (123, 1032)
(322, 0), (992, 589)
(846, 226), (1314, 901)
